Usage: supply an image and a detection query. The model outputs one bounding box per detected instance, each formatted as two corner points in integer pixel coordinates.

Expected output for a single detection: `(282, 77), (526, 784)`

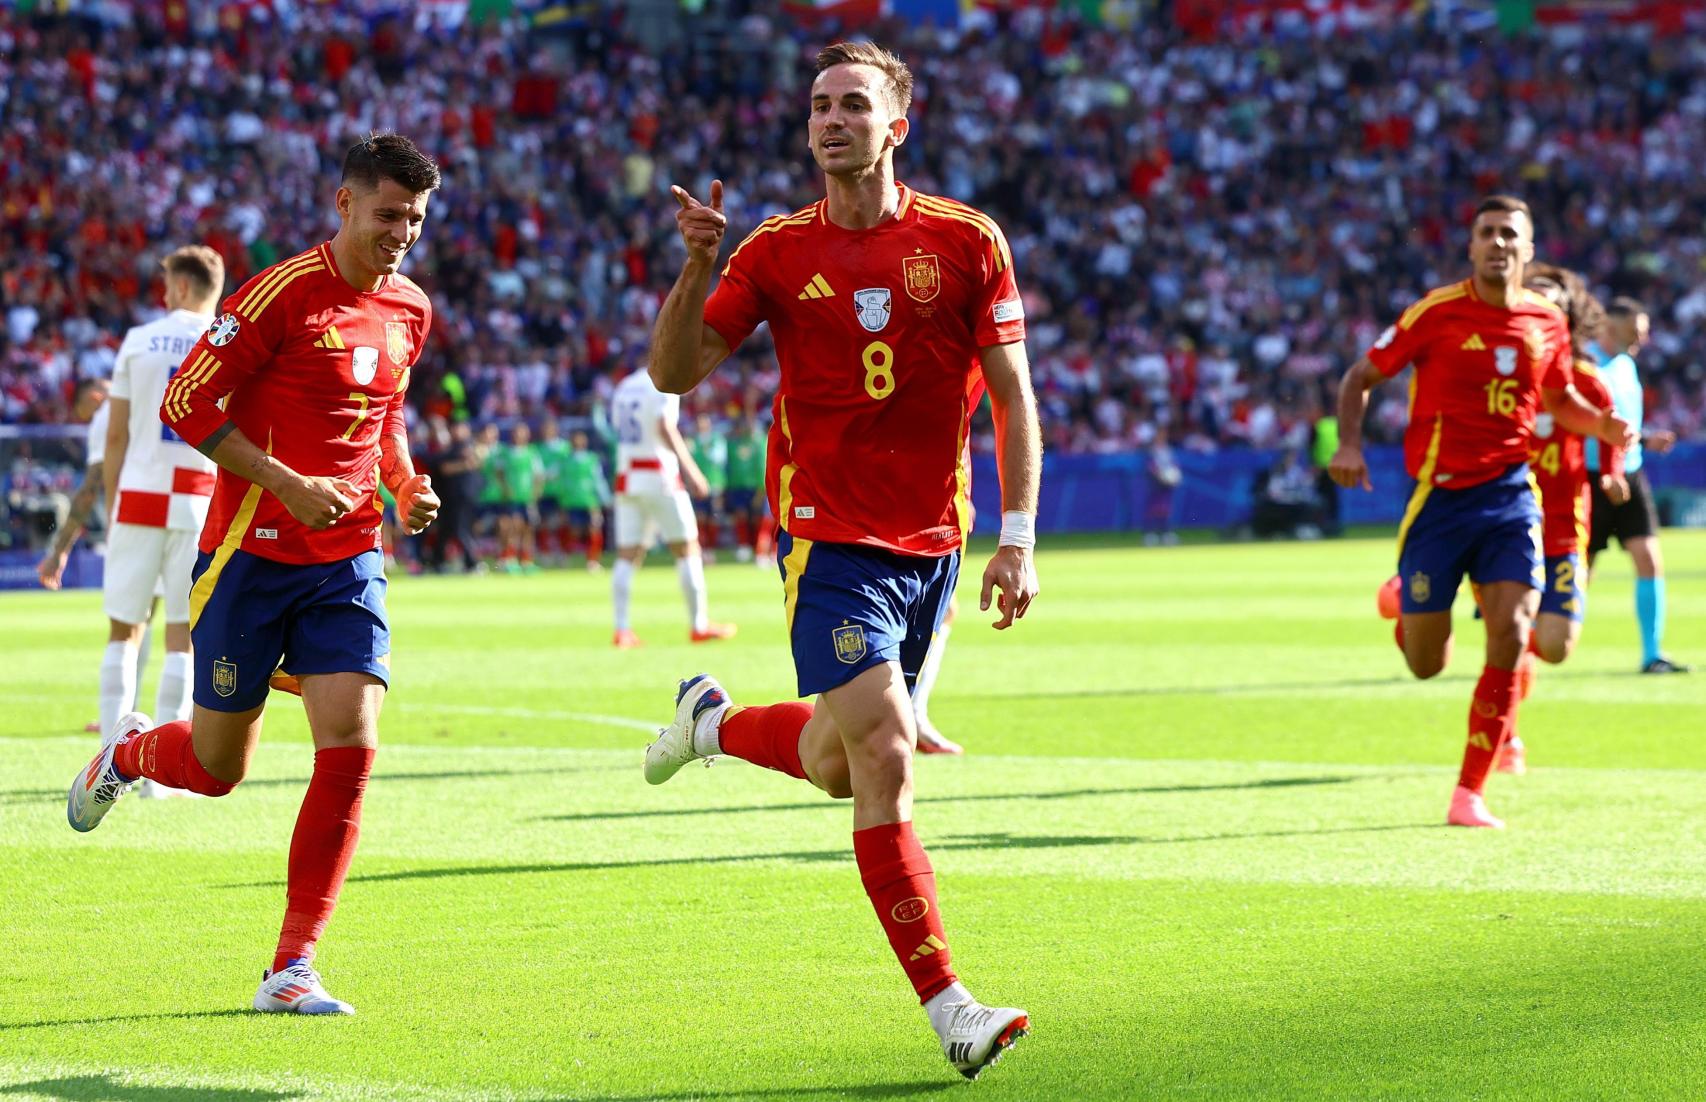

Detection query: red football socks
(273, 746), (375, 972)
(587, 529), (604, 562)
(113, 719), (234, 797)
(718, 703), (811, 780)
(853, 821), (956, 1003)
(1459, 665), (1519, 794)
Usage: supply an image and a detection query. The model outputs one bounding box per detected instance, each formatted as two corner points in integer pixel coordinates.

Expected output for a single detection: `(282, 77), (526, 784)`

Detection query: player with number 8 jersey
(704, 184), (1024, 553)
(643, 42), (1041, 1081)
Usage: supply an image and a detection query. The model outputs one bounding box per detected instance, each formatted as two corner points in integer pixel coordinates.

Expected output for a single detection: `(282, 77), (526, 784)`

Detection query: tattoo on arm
(379, 433), (413, 489)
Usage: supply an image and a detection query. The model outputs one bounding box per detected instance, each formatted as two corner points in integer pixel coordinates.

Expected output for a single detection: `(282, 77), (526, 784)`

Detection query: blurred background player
(689, 411), (727, 560)
(97, 244), (225, 794)
(1585, 297), (1689, 674)
(494, 421), (543, 573)
(608, 367), (734, 647)
(423, 418), (479, 574)
(533, 418), (572, 566)
(642, 42), (1038, 1079)
(67, 133), (442, 1017)
(1496, 262), (1623, 775)
(474, 422), (505, 565)
(1330, 196), (1631, 830)
(558, 429), (610, 571)
(724, 408), (772, 566)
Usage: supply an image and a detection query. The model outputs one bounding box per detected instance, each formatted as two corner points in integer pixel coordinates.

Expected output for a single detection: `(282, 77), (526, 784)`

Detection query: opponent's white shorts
(103, 523), (198, 624)
(614, 491), (696, 549)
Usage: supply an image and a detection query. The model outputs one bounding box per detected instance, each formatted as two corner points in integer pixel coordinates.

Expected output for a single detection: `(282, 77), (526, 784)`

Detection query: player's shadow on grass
(0, 1009), (252, 1034)
(537, 773), (1376, 823)
(0, 767), (599, 804)
(976, 675), (1458, 700)
(573, 1082), (957, 1101)
(0, 1076), (292, 1101)
(318, 815), (1429, 887)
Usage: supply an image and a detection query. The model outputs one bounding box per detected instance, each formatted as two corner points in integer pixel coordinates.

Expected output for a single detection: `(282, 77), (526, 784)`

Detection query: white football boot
(254, 961), (355, 1015)
(643, 674), (730, 785)
(929, 988), (1030, 1080)
(67, 711), (149, 832)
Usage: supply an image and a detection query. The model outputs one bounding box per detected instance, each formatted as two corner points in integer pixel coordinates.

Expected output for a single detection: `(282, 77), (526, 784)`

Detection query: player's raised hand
(980, 545), (1039, 630)
(1328, 444), (1372, 491)
(672, 179), (726, 265)
(281, 475), (360, 530)
(396, 473), (439, 535)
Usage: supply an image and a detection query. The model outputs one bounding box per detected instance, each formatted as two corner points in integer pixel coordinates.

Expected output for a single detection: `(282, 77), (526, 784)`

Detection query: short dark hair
(161, 244), (224, 299)
(72, 377), (106, 403)
(815, 41), (914, 116)
(1473, 194), (1533, 225)
(341, 133), (441, 194)
(1607, 296), (1648, 319)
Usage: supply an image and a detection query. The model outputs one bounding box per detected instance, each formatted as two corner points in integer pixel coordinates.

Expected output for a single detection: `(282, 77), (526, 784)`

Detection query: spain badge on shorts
(832, 623), (867, 665)
(386, 321), (411, 366)
(902, 255), (940, 303)
(213, 659), (238, 698)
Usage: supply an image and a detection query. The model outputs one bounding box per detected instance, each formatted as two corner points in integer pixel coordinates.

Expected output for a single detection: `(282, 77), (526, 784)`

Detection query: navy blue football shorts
(188, 546), (390, 712)
(1396, 462), (1542, 615)
(776, 530), (958, 698)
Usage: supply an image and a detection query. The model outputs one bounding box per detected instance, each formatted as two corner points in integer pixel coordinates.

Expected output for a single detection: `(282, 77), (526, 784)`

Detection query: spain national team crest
(212, 659), (238, 698)
(1409, 571), (1431, 605)
(832, 623), (868, 665)
(352, 346), (379, 387)
(853, 288), (892, 333)
(1522, 324), (1548, 364)
(902, 255), (940, 303)
(386, 321), (411, 366)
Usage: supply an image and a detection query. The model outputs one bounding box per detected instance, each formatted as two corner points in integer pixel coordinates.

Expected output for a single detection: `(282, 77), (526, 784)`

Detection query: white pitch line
(393, 703), (659, 732)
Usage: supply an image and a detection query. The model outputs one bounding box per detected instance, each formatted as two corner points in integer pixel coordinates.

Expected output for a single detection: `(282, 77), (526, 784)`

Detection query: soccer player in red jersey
(1330, 196), (1632, 829)
(643, 42), (1040, 1078)
(67, 134), (442, 1015)
(1491, 263), (1624, 774)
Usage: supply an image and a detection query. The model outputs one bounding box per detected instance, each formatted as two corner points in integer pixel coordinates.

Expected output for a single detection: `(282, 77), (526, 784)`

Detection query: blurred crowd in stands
(5, 0), (1706, 463)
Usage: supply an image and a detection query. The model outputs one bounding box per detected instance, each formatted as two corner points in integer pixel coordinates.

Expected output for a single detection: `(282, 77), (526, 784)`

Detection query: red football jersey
(703, 185), (1025, 556)
(1367, 279), (1572, 489)
(1531, 358), (1621, 556)
(163, 242), (432, 564)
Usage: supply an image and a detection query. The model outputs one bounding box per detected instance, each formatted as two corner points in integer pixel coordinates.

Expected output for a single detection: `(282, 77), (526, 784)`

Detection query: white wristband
(998, 511), (1036, 550)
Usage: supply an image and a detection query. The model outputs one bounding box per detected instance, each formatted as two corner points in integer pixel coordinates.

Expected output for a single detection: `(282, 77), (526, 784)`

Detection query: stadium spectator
(3, 5), (1705, 458)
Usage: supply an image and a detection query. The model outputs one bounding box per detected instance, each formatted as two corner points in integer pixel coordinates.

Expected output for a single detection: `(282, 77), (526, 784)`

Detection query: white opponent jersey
(110, 309), (218, 530)
(85, 401), (109, 469)
(609, 370), (682, 495)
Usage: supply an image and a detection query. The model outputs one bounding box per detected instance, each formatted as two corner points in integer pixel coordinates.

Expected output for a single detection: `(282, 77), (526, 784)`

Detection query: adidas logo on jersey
(314, 327), (347, 350)
(1460, 333), (1487, 351)
(797, 274), (836, 301)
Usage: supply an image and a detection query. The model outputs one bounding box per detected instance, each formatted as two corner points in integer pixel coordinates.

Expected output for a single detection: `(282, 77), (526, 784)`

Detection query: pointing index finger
(671, 185), (699, 211)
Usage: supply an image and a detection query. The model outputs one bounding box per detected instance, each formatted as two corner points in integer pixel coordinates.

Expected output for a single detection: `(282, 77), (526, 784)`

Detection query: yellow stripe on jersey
(896, 187), (915, 220)
(952, 413), (973, 544)
(249, 260), (325, 320)
(1574, 488), (1588, 554)
(781, 535), (814, 635)
(164, 350), (221, 423)
(1574, 358), (1600, 378)
(188, 479), (265, 629)
(720, 211), (818, 277)
(236, 251), (322, 318)
(1395, 415), (1444, 559)
(1397, 282), (1470, 331)
(161, 349), (208, 421)
(775, 396), (798, 527)
(912, 196), (1012, 271)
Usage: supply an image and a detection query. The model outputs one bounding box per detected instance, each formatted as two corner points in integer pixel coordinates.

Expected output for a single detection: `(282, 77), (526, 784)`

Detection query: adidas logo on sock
(909, 934), (948, 961)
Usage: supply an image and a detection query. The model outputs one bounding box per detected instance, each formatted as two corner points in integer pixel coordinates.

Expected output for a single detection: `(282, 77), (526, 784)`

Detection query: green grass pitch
(2, 533), (1703, 1101)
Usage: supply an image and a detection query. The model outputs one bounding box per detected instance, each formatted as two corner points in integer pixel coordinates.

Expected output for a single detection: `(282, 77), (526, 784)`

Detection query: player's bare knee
(108, 619), (144, 644)
(1407, 652), (1447, 680)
